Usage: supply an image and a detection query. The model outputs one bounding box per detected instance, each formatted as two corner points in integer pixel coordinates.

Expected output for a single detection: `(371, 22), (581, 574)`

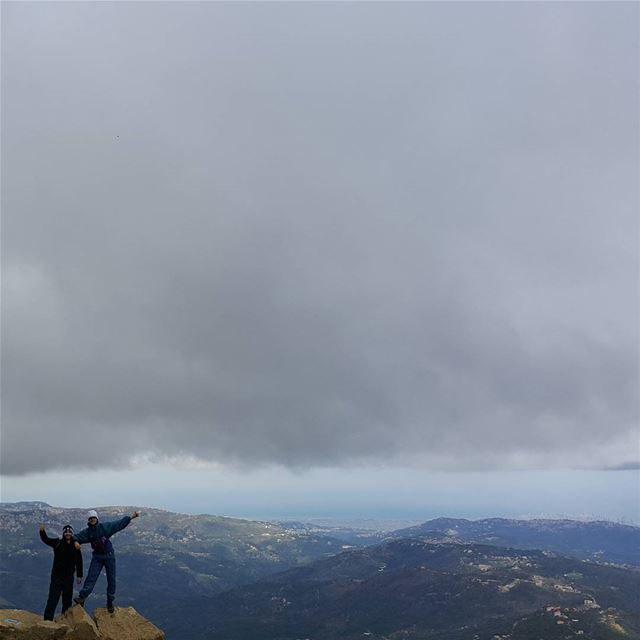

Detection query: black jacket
(40, 530), (83, 578)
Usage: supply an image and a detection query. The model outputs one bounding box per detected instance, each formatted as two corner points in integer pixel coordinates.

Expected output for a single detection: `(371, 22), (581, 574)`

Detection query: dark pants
(79, 554), (116, 601)
(44, 573), (73, 620)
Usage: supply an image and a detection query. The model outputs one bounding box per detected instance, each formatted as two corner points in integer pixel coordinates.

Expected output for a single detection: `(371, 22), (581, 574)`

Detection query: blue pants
(44, 573), (73, 620)
(79, 554), (116, 601)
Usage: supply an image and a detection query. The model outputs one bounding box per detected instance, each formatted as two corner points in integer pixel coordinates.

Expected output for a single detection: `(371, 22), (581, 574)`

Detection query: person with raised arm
(39, 523), (83, 620)
(73, 509), (139, 613)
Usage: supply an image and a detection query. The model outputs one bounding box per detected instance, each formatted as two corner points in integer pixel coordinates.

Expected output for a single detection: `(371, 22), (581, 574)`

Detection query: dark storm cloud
(2, 2), (638, 475)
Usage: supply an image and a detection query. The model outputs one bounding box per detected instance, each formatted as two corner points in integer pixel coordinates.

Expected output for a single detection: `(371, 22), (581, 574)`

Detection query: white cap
(87, 510), (98, 520)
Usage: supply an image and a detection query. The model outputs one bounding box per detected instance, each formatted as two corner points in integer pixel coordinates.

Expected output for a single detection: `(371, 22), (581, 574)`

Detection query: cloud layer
(2, 2), (638, 475)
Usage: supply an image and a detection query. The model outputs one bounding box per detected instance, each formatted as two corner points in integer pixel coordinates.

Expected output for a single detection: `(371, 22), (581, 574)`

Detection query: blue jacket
(74, 516), (131, 556)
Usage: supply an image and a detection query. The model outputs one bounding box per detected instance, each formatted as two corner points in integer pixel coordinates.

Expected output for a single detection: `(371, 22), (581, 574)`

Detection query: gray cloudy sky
(2, 1), (638, 481)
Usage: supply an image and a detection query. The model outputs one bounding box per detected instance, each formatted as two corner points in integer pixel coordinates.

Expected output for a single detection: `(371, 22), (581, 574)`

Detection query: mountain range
(192, 538), (640, 640)
(339, 517), (640, 566)
(0, 502), (344, 617)
(1, 502), (638, 640)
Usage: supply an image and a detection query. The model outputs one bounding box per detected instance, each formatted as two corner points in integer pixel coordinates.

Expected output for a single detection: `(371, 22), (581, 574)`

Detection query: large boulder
(0, 610), (68, 639)
(55, 608), (99, 640)
(93, 608), (164, 640)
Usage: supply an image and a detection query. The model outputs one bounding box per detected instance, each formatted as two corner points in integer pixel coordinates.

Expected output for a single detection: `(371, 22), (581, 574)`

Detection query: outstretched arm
(39, 525), (58, 548)
(102, 515), (134, 537)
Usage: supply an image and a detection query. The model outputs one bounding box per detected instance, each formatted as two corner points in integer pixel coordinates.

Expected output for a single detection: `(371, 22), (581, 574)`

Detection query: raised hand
(132, 511), (140, 519)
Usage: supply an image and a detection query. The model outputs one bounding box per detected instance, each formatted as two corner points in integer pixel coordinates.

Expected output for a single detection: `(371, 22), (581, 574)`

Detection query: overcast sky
(1, 2), (638, 518)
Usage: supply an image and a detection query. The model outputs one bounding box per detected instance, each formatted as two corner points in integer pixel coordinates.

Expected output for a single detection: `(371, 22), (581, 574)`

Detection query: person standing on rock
(73, 509), (139, 613)
(39, 523), (83, 621)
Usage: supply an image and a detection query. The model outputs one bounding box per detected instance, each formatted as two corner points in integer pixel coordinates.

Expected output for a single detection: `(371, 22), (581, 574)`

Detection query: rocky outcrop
(93, 608), (163, 640)
(0, 610), (68, 639)
(55, 609), (99, 640)
(0, 608), (164, 640)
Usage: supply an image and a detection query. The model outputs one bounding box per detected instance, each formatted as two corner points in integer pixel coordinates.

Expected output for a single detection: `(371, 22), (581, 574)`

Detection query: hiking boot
(73, 597), (85, 607)
(107, 600), (114, 613)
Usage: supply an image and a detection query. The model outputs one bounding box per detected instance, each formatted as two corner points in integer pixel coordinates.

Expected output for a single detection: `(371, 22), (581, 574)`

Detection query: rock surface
(0, 610), (68, 639)
(93, 608), (164, 640)
(55, 608), (99, 640)
(0, 608), (164, 640)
